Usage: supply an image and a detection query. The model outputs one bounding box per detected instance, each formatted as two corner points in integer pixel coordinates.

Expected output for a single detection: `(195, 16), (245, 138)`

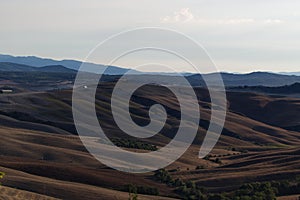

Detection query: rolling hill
(0, 78), (299, 199)
(230, 82), (300, 96)
(1, 54), (300, 87)
(188, 72), (300, 87)
(0, 63), (300, 199)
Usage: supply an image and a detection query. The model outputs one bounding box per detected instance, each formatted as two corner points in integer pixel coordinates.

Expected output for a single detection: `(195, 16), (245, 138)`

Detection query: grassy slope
(0, 186), (59, 200)
(0, 126), (177, 199)
(0, 84), (299, 198)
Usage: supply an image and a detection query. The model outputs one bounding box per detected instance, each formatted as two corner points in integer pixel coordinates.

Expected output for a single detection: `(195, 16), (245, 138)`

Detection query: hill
(188, 72), (300, 87)
(0, 85), (299, 199)
(0, 54), (132, 75)
(230, 82), (300, 95)
(0, 62), (76, 73)
(1, 54), (300, 86)
(0, 186), (59, 200)
(0, 71), (299, 199)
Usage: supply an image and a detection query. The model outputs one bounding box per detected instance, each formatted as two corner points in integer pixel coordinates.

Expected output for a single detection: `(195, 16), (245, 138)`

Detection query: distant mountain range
(0, 54), (130, 75)
(1, 54), (300, 87)
(277, 72), (300, 76)
(0, 62), (76, 73)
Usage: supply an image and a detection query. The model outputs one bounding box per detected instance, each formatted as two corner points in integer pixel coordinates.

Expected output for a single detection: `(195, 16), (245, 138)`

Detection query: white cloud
(263, 19), (284, 24)
(161, 8), (194, 23)
(219, 18), (255, 25)
(161, 8), (255, 25)
(161, 8), (284, 26)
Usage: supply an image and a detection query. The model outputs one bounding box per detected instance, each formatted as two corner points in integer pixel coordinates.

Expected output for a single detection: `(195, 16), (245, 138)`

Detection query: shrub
(234, 182), (276, 200)
(109, 138), (158, 151)
(124, 184), (159, 196)
(215, 158), (222, 164)
(196, 165), (205, 170)
(154, 169), (172, 184)
(0, 172), (5, 185)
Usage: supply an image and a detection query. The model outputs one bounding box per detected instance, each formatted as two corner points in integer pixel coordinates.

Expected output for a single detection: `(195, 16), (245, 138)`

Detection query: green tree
(0, 172), (5, 185)
(128, 184), (138, 200)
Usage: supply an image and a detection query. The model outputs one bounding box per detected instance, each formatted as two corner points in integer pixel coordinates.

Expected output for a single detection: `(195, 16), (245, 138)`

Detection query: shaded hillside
(0, 84), (299, 148)
(1, 87), (300, 199)
(188, 72), (300, 87)
(0, 126), (178, 200)
(0, 80), (299, 199)
(1, 63), (300, 94)
(231, 82), (300, 94)
(1, 54), (300, 87)
(0, 72), (75, 91)
(227, 91), (300, 131)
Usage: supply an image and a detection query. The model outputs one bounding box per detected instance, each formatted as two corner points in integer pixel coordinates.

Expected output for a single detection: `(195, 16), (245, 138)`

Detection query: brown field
(0, 83), (299, 199)
(277, 195), (300, 200)
(0, 186), (59, 200)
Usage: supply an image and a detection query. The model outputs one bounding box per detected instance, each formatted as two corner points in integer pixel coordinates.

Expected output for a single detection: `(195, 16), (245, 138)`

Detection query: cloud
(219, 19), (255, 25)
(161, 9), (254, 25)
(161, 8), (284, 26)
(161, 8), (194, 23)
(263, 19), (284, 24)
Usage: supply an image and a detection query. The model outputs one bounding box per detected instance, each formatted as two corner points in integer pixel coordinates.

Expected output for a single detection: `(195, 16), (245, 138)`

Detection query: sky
(1, 0), (300, 73)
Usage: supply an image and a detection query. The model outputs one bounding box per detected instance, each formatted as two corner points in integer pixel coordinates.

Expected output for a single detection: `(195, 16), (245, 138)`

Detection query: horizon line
(1, 52), (299, 75)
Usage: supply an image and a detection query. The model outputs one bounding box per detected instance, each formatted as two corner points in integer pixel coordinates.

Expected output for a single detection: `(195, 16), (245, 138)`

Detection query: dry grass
(0, 85), (299, 198)
(0, 186), (59, 200)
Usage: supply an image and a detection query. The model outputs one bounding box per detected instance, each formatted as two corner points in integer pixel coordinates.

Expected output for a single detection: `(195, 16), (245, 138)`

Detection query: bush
(186, 180), (196, 189)
(0, 172), (5, 185)
(234, 182), (276, 200)
(154, 169), (172, 184)
(215, 158), (222, 164)
(196, 165), (205, 170)
(123, 184), (159, 196)
(109, 138), (158, 151)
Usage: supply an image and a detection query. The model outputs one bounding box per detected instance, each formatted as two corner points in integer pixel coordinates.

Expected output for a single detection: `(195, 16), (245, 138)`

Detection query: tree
(128, 192), (138, 200)
(128, 184), (138, 200)
(0, 172), (5, 185)
(215, 158), (222, 164)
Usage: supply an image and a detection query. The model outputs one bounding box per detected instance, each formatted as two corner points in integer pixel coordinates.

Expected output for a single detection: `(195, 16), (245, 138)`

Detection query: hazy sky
(1, 0), (300, 72)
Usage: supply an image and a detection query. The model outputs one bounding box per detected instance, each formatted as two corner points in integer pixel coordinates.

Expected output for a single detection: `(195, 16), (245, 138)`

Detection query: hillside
(0, 67), (299, 199)
(0, 62), (76, 73)
(0, 186), (59, 200)
(227, 91), (300, 131)
(188, 72), (300, 87)
(1, 54), (300, 87)
(0, 54), (131, 75)
(230, 82), (300, 96)
(0, 80), (299, 198)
